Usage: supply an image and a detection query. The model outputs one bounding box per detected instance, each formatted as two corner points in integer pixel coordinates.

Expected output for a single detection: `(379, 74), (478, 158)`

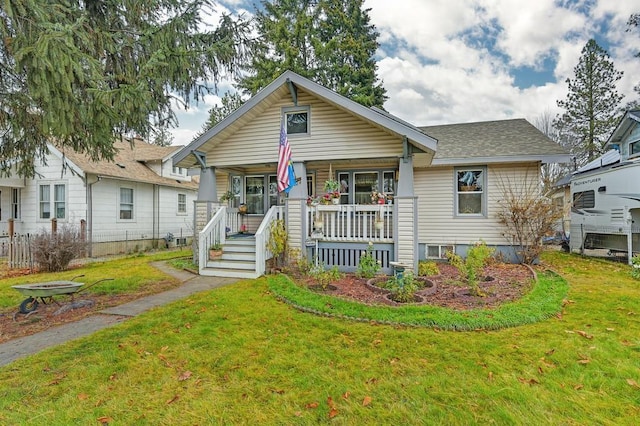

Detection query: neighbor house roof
(54, 139), (198, 190)
(421, 119), (570, 165)
(173, 70), (438, 169)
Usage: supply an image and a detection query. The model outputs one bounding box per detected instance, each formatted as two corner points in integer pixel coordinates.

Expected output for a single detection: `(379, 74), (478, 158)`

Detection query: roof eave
(431, 154), (572, 166)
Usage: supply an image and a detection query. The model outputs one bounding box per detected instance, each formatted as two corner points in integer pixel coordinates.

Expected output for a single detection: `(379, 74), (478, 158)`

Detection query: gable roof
(55, 139), (197, 190)
(420, 119), (570, 165)
(173, 70), (438, 169)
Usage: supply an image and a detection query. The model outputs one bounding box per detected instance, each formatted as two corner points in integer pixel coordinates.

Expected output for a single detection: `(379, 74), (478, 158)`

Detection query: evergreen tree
(197, 92), (245, 137)
(238, 0), (386, 108)
(0, 0), (250, 177)
(554, 39), (623, 164)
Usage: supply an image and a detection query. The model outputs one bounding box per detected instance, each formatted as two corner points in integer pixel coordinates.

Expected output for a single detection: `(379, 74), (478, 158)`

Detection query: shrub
(418, 260), (439, 276)
(356, 242), (381, 278)
(631, 255), (640, 280)
(495, 172), (562, 264)
(386, 271), (420, 303)
(308, 261), (342, 290)
(32, 225), (87, 272)
(445, 242), (495, 297)
(268, 219), (288, 268)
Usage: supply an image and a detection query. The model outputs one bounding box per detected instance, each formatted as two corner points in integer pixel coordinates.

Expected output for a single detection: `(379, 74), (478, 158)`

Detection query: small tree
(32, 225), (87, 272)
(268, 219), (288, 269)
(495, 172), (562, 264)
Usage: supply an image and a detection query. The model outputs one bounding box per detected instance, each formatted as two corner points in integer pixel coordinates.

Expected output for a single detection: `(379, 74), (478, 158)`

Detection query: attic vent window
(116, 163), (126, 169)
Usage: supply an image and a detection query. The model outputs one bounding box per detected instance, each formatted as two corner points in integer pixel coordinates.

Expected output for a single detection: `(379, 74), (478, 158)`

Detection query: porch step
(202, 236), (259, 279)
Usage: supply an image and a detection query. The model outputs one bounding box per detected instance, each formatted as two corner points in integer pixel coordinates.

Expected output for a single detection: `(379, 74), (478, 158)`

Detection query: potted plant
(219, 191), (234, 205)
(209, 243), (223, 259)
(324, 178), (340, 194)
(329, 190), (341, 204)
(371, 191), (386, 205)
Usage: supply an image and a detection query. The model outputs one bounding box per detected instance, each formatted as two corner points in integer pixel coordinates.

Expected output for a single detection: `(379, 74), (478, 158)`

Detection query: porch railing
(198, 206), (227, 272)
(255, 205), (285, 276)
(306, 204), (394, 242)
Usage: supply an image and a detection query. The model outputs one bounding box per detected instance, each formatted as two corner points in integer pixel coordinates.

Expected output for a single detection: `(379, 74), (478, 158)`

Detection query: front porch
(195, 201), (404, 278)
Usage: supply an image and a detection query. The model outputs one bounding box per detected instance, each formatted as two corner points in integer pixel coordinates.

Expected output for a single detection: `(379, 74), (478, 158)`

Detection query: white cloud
(168, 0), (640, 144)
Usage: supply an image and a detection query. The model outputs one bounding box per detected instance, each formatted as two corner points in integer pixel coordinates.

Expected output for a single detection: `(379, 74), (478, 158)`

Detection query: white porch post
(395, 156), (418, 273)
(285, 162), (308, 255)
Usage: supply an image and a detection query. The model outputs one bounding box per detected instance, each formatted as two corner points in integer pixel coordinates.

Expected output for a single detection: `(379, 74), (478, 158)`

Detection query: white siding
(208, 91), (404, 167)
(91, 179), (196, 237)
(415, 163), (540, 246)
(15, 153), (87, 235)
(396, 196), (417, 267)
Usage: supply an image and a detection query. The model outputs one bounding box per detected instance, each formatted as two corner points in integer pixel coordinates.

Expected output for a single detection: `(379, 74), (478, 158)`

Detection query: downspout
(153, 184), (159, 248)
(87, 175), (102, 258)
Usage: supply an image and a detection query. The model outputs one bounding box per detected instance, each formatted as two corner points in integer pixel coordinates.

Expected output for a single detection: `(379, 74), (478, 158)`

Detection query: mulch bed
(296, 263), (535, 310)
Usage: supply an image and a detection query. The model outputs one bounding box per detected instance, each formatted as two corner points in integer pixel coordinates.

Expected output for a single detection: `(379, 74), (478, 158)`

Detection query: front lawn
(0, 250), (639, 424)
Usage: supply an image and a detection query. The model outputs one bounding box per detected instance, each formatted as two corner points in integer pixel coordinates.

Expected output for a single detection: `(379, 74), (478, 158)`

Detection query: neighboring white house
(0, 138), (198, 256)
(172, 71), (570, 278)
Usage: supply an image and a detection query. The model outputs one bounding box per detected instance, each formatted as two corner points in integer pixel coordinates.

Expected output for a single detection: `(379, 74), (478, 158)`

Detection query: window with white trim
(283, 106), (310, 136)
(39, 183), (66, 219)
(455, 168), (486, 216)
(119, 187), (134, 220)
(11, 188), (21, 220)
(177, 193), (187, 214)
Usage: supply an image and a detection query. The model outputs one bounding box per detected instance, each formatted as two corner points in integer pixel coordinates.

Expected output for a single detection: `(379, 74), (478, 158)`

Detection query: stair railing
(198, 206), (227, 274)
(254, 205), (285, 276)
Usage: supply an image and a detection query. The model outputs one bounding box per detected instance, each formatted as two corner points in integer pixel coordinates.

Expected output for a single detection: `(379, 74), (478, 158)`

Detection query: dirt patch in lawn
(295, 263), (535, 310)
(0, 278), (181, 344)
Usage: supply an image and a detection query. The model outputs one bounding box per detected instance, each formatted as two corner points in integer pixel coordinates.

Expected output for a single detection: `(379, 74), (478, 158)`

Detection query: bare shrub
(495, 170), (562, 264)
(32, 225), (87, 272)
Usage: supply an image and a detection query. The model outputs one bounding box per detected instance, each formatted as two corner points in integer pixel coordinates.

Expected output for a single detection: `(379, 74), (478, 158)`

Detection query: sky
(169, 0), (640, 146)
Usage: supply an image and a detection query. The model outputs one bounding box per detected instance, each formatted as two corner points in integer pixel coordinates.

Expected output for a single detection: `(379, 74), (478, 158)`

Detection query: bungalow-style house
(0, 138), (198, 256)
(173, 71), (569, 278)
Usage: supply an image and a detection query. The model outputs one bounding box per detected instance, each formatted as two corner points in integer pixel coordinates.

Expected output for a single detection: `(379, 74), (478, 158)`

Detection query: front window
(456, 168), (485, 216)
(284, 106), (310, 136)
(177, 193), (187, 214)
(120, 188), (134, 219)
(334, 170), (396, 204)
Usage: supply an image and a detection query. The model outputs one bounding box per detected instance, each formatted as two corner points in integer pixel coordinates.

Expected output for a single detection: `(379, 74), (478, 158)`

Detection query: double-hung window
(11, 188), (20, 220)
(119, 188), (134, 220)
(39, 183), (66, 220)
(455, 168), (486, 216)
(177, 193), (187, 214)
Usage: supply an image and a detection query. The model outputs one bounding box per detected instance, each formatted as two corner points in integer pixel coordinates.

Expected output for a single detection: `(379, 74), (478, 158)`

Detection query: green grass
(0, 250), (190, 309)
(0, 250), (639, 424)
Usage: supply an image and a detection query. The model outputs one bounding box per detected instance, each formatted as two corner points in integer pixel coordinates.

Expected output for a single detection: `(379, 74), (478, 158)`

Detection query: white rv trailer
(569, 110), (640, 262)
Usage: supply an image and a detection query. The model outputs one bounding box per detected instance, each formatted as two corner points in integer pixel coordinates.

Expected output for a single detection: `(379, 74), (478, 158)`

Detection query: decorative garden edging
(267, 270), (568, 331)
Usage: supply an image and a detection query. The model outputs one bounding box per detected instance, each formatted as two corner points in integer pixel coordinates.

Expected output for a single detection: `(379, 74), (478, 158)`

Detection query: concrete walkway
(0, 262), (237, 367)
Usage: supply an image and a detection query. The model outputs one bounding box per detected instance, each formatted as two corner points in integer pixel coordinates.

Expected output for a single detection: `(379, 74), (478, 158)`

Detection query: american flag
(277, 121), (295, 193)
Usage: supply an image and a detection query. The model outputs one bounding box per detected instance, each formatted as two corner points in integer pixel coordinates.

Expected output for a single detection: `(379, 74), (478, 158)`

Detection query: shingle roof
(57, 139), (198, 190)
(420, 119), (569, 164)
